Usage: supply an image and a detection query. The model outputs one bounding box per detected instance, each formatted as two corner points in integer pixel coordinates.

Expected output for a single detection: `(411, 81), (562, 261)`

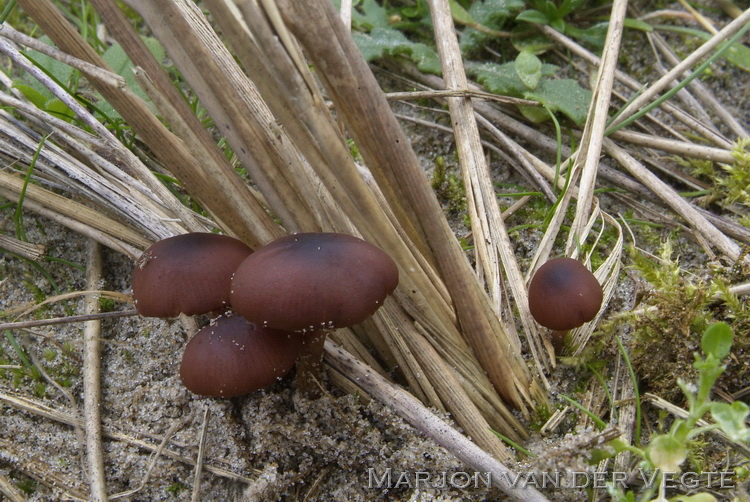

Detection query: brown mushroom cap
(528, 257), (603, 331)
(230, 233), (399, 332)
(179, 314), (304, 397)
(132, 233), (252, 317)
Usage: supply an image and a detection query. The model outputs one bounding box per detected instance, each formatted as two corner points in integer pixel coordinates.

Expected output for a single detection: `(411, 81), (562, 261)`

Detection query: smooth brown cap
(179, 314), (304, 397)
(132, 233), (252, 317)
(528, 257), (603, 331)
(230, 233), (399, 332)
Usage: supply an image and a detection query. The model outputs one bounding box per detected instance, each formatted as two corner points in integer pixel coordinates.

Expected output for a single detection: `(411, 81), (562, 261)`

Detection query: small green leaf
(518, 104), (549, 123)
(558, 0), (586, 17)
(701, 322), (733, 360)
(549, 18), (565, 32)
(564, 22), (608, 47)
(623, 18), (654, 32)
(352, 27), (442, 74)
(351, 0), (390, 30)
(43, 98), (74, 122)
(468, 60), (557, 96)
(96, 37), (164, 118)
(511, 30), (554, 53)
(647, 434), (688, 472)
(516, 9), (549, 25)
(448, 0), (476, 26)
(712, 401), (750, 442)
(538, 0), (558, 19)
(515, 50), (542, 90)
(12, 83), (48, 109)
(525, 78), (592, 125)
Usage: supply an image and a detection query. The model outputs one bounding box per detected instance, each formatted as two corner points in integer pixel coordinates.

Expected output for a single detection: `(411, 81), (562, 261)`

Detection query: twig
(0, 23), (125, 88)
(83, 240), (108, 502)
(190, 405), (211, 502)
(385, 88), (539, 106)
(0, 234), (45, 261)
(0, 310), (139, 331)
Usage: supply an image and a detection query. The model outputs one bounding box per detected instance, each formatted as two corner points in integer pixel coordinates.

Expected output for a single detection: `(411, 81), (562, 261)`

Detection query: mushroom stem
(550, 329), (568, 353)
(295, 330), (329, 396)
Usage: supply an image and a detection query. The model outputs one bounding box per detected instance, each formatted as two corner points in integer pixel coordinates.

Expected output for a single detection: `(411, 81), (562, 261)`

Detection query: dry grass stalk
(0, 234), (44, 261)
(611, 352), (636, 473)
(539, 25), (732, 148)
(82, 241), (107, 502)
(605, 139), (745, 262)
(15, 0), (278, 247)
(190, 406), (211, 502)
(0, 472), (26, 502)
(609, 7), (750, 135)
(570, 211), (623, 354)
(0, 437), (87, 500)
(646, 30), (747, 138)
(0, 34), (203, 238)
(276, 0), (539, 412)
(422, 0), (556, 389)
(609, 129), (736, 163)
(423, 0), (557, 386)
(0, 310), (137, 331)
(426, 0), (505, 312)
(565, 0), (627, 252)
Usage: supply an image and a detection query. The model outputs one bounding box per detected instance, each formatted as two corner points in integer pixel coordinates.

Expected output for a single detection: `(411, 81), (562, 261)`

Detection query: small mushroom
(132, 233), (252, 317)
(179, 313), (304, 397)
(230, 233), (398, 331)
(229, 232), (399, 394)
(528, 257), (603, 343)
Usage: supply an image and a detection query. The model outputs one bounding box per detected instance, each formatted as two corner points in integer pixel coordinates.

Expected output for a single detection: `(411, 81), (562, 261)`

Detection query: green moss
(166, 481), (188, 496)
(627, 240), (750, 400)
(528, 403), (552, 432)
(431, 156), (466, 215)
(99, 297), (116, 312)
(679, 138), (750, 208)
(12, 472), (37, 495)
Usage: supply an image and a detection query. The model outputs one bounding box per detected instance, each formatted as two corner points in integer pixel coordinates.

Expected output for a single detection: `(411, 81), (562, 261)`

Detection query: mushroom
(528, 257), (603, 347)
(229, 232), (399, 394)
(179, 313), (304, 397)
(132, 233), (252, 317)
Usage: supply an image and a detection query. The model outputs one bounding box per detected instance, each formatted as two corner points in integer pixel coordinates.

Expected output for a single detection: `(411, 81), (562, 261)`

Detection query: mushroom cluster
(132, 232), (398, 397)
